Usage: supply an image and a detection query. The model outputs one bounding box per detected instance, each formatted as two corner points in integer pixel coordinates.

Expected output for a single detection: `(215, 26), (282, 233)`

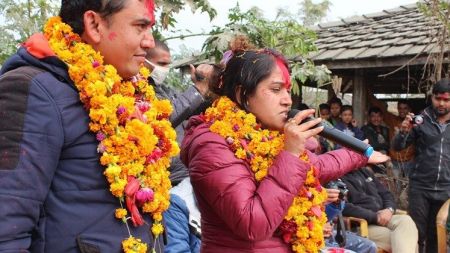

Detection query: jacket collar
(0, 33), (75, 90)
(423, 106), (450, 125)
(23, 33), (56, 59)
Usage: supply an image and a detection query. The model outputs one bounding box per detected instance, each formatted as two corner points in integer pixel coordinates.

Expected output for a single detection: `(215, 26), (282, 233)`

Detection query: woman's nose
(281, 90), (292, 106)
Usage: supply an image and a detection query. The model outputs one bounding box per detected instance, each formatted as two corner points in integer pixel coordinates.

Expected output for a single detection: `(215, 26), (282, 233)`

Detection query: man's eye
(136, 24), (149, 31)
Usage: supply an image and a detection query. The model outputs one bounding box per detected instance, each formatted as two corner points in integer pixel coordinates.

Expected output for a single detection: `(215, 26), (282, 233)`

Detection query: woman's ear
(82, 10), (103, 44)
(235, 85), (242, 105)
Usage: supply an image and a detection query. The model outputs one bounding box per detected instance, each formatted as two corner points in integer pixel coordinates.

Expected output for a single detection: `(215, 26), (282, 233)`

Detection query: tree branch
(378, 42), (435, 78)
(163, 33), (211, 41)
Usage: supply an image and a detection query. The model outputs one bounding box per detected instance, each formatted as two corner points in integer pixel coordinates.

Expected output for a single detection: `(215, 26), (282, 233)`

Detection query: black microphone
(288, 109), (374, 157)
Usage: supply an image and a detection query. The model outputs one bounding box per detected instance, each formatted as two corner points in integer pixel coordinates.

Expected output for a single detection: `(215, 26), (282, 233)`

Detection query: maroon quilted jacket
(181, 115), (368, 253)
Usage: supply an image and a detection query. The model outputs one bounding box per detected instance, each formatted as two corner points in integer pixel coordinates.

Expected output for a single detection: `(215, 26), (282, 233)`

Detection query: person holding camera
(340, 167), (418, 253)
(392, 79), (450, 253)
(144, 39), (216, 186)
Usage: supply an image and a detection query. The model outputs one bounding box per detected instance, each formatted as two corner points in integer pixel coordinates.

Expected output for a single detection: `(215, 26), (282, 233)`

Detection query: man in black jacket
(393, 79), (450, 253)
(145, 40), (215, 185)
(341, 168), (418, 253)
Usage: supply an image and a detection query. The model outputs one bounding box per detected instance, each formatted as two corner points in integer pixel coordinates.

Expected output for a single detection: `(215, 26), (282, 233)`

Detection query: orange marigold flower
(115, 208), (127, 219)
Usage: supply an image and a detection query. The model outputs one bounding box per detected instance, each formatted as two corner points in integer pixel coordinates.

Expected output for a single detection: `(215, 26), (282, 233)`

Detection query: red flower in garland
(125, 176), (144, 226)
(279, 220), (298, 243)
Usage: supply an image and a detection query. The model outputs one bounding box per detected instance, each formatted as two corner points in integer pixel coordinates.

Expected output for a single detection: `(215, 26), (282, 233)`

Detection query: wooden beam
(314, 55), (449, 70)
(352, 69), (367, 126)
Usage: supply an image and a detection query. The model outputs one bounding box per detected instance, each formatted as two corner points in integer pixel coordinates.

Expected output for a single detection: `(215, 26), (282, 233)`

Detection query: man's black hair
(59, 0), (128, 35)
(328, 96), (343, 107)
(397, 99), (411, 107)
(341, 105), (353, 113)
(432, 78), (450, 95)
(154, 39), (170, 52)
(146, 39), (170, 58)
(319, 103), (330, 111)
(368, 106), (382, 115)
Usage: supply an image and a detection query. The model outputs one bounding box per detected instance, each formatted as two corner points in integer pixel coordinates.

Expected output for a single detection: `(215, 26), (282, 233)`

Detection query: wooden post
(352, 69), (366, 126)
(327, 84), (335, 102)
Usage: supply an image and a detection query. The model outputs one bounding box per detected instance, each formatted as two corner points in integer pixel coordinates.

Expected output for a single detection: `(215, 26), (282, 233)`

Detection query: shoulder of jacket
(1, 65), (46, 81)
(190, 126), (226, 146)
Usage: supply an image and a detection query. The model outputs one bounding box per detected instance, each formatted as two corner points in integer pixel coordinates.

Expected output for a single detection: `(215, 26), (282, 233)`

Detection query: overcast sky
(163, 0), (417, 54)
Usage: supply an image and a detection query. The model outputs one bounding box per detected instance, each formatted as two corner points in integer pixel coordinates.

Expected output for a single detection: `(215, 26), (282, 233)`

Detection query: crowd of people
(0, 1), (448, 253)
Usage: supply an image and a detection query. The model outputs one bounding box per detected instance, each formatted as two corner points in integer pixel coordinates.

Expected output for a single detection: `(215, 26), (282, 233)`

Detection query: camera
(325, 179), (348, 204)
(412, 115), (424, 125)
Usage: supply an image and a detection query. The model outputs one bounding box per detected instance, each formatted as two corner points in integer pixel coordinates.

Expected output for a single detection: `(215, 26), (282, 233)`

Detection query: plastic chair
(436, 198), (450, 253)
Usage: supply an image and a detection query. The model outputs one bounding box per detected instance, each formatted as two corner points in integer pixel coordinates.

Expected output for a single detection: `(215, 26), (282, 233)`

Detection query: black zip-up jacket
(341, 168), (396, 224)
(393, 106), (450, 193)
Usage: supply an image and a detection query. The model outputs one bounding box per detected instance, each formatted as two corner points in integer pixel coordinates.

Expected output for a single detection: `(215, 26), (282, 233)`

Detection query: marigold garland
(43, 16), (179, 252)
(204, 97), (328, 253)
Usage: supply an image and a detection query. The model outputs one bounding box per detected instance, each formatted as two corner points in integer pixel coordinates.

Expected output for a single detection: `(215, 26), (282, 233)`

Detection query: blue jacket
(163, 178), (201, 253)
(0, 45), (162, 252)
(335, 122), (365, 141)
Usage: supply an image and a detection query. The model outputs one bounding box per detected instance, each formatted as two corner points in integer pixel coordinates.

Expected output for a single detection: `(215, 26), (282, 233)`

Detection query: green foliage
(201, 3), (331, 95)
(298, 0), (331, 26)
(0, 29), (17, 65)
(0, 0), (59, 64)
(154, 0), (217, 37)
(417, 0), (450, 82)
(418, 0), (450, 32)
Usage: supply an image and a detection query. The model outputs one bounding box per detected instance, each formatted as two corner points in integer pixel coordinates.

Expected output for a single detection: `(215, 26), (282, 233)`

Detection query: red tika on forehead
(145, 0), (155, 26)
(275, 58), (291, 90)
(435, 93), (450, 100)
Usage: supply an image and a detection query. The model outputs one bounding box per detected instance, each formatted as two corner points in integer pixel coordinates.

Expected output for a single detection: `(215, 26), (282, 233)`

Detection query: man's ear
(82, 10), (103, 44)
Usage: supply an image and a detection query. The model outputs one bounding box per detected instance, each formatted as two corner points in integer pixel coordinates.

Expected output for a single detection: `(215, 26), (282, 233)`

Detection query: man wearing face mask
(145, 39), (215, 186)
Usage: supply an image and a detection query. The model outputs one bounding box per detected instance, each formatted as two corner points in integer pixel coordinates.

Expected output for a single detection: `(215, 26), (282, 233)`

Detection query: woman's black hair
(59, 0), (129, 35)
(213, 49), (290, 111)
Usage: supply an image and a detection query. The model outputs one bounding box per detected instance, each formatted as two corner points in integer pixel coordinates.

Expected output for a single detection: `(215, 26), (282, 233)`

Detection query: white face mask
(146, 59), (170, 85)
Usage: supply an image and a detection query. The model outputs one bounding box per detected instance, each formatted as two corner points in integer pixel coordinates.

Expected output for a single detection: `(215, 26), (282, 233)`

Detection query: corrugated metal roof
(311, 3), (449, 62)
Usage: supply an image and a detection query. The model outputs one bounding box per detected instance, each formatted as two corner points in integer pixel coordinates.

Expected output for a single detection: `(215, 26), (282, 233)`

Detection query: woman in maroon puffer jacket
(180, 48), (388, 253)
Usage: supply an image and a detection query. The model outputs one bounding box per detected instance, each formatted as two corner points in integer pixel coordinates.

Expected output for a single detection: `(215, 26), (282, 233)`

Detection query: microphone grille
(287, 109), (300, 119)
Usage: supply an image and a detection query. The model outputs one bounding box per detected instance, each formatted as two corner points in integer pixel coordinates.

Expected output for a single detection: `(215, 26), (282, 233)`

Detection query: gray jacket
(151, 79), (209, 185)
(392, 106), (450, 194)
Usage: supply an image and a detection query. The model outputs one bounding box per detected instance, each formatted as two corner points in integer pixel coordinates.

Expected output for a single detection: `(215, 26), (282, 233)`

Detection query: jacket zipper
(434, 136), (444, 191)
(421, 109), (450, 190)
